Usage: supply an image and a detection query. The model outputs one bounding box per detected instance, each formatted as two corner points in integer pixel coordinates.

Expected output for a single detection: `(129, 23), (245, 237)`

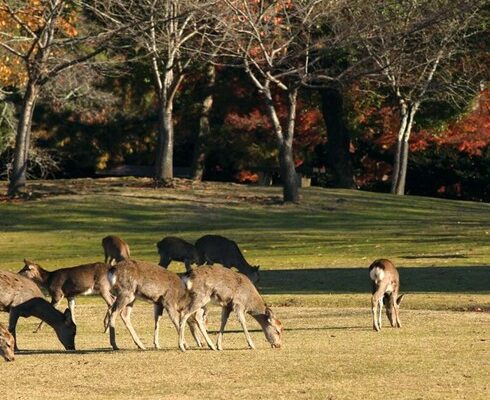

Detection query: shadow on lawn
(259, 266), (490, 294)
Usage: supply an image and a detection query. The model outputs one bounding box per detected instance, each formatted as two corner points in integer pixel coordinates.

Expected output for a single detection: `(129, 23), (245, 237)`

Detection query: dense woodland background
(0, 0), (488, 201)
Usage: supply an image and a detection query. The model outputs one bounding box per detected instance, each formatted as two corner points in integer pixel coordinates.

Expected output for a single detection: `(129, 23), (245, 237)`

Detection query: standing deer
(106, 260), (209, 351)
(369, 259), (404, 331)
(0, 323), (15, 361)
(18, 260), (115, 331)
(102, 235), (131, 265)
(195, 235), (260, 283)
(157, 236), (203, 272)
(179, 265), (283, 352)
(0, 270), (76, 351)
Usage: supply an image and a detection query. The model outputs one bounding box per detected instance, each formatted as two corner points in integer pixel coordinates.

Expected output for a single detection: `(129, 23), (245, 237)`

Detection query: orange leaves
(0, 1), (79, 88)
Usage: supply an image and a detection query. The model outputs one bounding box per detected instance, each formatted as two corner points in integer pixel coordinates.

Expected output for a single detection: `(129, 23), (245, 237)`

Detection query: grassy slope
(0, 178), (489, 399)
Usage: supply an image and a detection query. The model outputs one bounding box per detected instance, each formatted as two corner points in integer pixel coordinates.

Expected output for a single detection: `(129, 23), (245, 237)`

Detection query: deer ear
(397, 294), (405, 305)
(255, 265), (260, 271)
(63, 309), (74, 326)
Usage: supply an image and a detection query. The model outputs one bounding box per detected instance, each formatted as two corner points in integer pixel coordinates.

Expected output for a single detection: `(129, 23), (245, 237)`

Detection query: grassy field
(0, 178), (489, 399)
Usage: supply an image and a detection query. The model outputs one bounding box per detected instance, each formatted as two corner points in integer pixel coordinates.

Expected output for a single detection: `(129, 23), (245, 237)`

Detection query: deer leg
(159, 256), (171, 269)
(119, 301), (146, 350)
(394, 294), (402, 328)
(216, 305), (232, 351)
(384, 294), (396, 327)
(193, 309), (216, 351)
(179, 296), (210, 352)
(108, 293), (133, 350)
(8, 309), (20, 352)
(187, 315), (203, 348)
(153, 303), (164, 349)
(235, 306), (255, 350)
(67, 298), (76, 325)
(184, 260), (192, 272)
(372, 283), (388, 332)
(100, 289), (116, 333)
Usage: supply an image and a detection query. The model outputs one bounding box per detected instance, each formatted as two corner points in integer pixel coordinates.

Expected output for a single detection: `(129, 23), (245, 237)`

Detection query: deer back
(102, 235), (131, 261)
(0, 270), (44, 311)
(110, 260), (188, 306)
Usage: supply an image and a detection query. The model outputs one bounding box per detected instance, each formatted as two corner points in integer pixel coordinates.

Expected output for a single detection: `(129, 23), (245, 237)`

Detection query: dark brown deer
(195, 235), (260, 283)
(106, 260), (209, 351)
(0, 323), (15, 361)
(179, 265), (283, 352)
(19, 260), (115, 331)
(0, 270), (76, 351)
(102, 235), (131, 265)
(369, 259), (404, 331)
(157, 236), (203, 272)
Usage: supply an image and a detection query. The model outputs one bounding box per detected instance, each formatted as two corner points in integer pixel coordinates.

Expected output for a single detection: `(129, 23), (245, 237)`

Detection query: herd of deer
(0, 234), (403, 362)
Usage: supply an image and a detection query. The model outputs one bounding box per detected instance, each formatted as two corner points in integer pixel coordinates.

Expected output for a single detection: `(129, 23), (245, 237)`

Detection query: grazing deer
(102, 235), (131, 265)
(0, 270), (76, 351)
(18, 260), (115, 332)
(195, 235), (260, 283)
(179, 265), (283, 352)
(157, 236), (203, 272)
(369, 259), (404, 332)
(106, 260), (208, 351)
(0, 323), (15, 361)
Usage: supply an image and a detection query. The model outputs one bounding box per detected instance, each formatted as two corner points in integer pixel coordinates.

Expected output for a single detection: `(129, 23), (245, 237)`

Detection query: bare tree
(199, 0), (327, 203)
(100, 0), (212, 184)
(0, 0), (121, 197)
(345, 0), (485, 195)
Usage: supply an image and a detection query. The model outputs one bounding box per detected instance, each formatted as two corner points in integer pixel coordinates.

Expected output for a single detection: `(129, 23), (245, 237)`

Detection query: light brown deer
(0, 323), (15, 361)
(369, 259), (404, 331)
(179, 265), (283, 352)
(19, 260), (115, 331)
(106, 260), (207, 351)
(102, 235), (131, 265)
(0, 270), (76, 351)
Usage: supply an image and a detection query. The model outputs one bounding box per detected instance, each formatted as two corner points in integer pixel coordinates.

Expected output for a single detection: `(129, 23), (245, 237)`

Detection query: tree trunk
(155, 101), (174, 182)
(391, 104), (417, 195)
(191, 64), (215, 181)
(8, 82), (39, 197)
(278, 141), (299, 203)
(263, 87), (299, 203)
(319, 88), (355, 188)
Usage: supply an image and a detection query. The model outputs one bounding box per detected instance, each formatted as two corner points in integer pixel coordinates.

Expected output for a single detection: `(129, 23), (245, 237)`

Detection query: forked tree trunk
(391, 103), (418, 195)
(154, 67), (184, 183)
(263, 87), (299, 203)
(8, 82), (39, 197)
(191, 64), (216, 181)
(319, 88), (355, 188)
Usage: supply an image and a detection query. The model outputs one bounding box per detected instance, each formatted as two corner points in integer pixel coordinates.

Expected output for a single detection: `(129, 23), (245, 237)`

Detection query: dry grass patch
(1, 300), (488, 400)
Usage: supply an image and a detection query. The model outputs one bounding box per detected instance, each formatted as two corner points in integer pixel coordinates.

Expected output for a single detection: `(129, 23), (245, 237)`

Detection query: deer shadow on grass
(258, 266), (490, 294)
(16, 348), (115, 356)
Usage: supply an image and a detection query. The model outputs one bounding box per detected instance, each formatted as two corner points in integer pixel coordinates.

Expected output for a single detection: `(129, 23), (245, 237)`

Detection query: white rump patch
(181, 275), (192, 290)
(107, 270), (117, 286)
(369, 267), (385, 284)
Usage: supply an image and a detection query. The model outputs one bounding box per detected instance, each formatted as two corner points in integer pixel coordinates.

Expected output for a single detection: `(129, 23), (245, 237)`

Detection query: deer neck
(17, 298), (64, 328)
(35, 267), (52, 288)
(247, 299), (267, 318)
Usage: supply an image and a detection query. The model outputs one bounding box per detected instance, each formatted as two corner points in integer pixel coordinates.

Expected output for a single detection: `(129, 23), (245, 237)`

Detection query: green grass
(0, 178), (489, 399)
